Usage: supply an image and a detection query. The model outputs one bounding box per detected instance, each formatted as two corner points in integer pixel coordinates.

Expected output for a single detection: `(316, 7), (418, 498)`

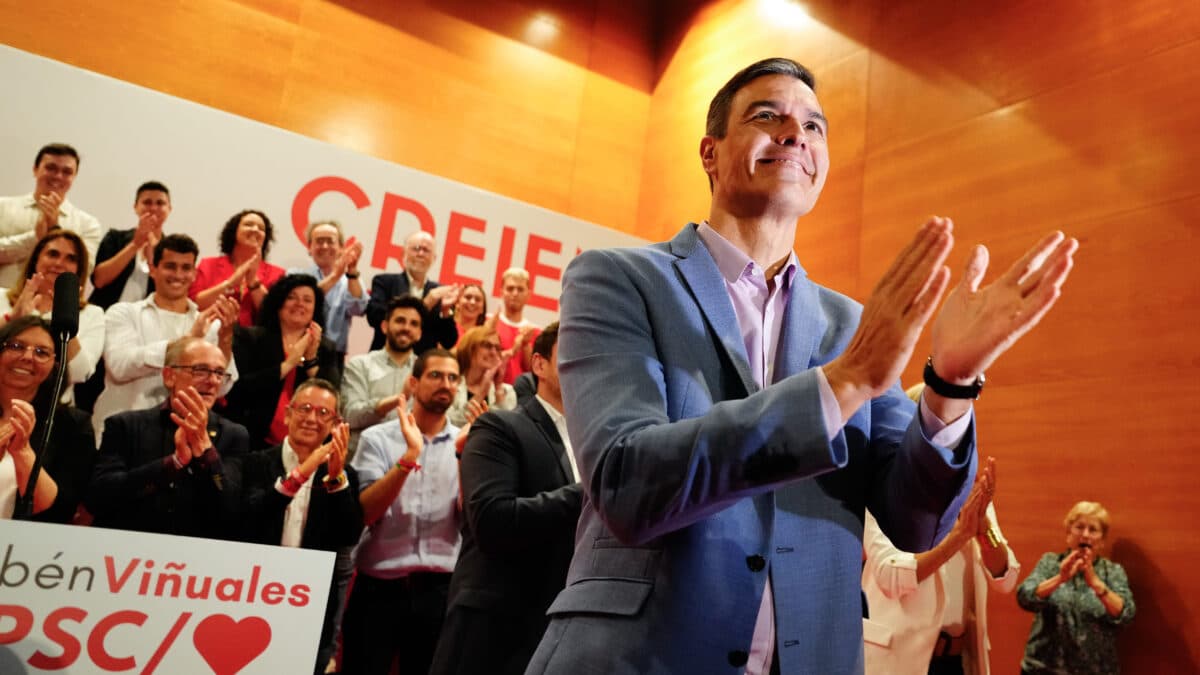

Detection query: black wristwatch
(299, 357), (319, 370)
(922, 357), (984, 400)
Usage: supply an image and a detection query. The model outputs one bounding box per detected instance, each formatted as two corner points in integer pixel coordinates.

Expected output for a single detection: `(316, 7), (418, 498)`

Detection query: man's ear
(699, 136), (717, 168)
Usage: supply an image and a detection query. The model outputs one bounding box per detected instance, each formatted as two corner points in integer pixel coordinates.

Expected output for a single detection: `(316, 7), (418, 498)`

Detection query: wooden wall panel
(0, 0), (654, 234)
(643, 1), (1200, 673)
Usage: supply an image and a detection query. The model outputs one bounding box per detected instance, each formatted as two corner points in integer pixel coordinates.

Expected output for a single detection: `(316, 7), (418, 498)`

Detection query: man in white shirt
(340, 295), (425, 455)
(0, 143), (103, 286)
(344, 348), (461, 675)
(91, 234), (239, 438)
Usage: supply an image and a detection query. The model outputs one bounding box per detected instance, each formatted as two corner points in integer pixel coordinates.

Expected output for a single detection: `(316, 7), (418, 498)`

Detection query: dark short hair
(705, 58), (816, 139)
(257, 274), (326, 332)
(34, 144), (79, 169)
(413, 348), (456, 379)
(294, 377), (339, 404)
(218, 209), (275, 259)
(386, 295), (426, 325)
(135, 181), (170, 201)
(532, 321), (559, 360)
(153, 234), (199, 266)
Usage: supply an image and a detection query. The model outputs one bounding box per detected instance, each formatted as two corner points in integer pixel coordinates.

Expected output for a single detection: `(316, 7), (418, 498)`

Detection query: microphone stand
(12, 331), (71, 520)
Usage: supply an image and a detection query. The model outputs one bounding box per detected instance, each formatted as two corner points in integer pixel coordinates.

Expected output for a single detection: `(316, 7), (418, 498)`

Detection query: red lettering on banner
(373, 193), (436, 270)
(0, 604), (34, 643)
(87, 610), (145, 671)
(27, 606), (85, 670)
(492, 226), (517, 296)
(525, 234), (562, 312)
(441, 211), (487, 287)
(291, 176), (372, 244)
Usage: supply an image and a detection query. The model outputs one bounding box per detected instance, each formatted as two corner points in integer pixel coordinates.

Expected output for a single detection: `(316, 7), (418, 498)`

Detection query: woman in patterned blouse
(1017, 501), (1136, 674)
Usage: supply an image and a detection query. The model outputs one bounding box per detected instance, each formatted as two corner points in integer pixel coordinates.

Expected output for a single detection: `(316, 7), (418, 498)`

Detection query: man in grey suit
(526, 57), (1076, 674)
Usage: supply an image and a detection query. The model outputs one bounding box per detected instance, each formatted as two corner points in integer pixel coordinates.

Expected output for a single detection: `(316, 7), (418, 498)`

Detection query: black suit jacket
(88, 228), (155, 310)
(223, 326), (341, 450)
(430, 398), (583, 675)
(365, 272), (457, 353)
(29, 404), (96, 524)
(238, 443), (364, 550)
(85, 407), (249, 540)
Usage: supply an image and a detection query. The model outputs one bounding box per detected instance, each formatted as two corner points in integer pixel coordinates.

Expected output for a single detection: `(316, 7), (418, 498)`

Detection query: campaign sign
(0, 519), (333, 674)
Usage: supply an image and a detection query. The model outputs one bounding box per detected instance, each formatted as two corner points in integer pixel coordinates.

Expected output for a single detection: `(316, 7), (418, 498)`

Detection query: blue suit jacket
(527, 224), (976, 675)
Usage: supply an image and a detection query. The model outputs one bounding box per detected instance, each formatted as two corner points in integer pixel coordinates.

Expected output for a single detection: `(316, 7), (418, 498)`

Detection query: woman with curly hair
(223, 274), (340, 450)
(190, 209), (286, 327)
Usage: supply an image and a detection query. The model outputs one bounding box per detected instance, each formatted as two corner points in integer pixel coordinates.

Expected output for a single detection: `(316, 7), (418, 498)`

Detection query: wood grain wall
(645, 1), (1200, 672)
(2, 0), (1196, 671)
(0, 0), (655, 233)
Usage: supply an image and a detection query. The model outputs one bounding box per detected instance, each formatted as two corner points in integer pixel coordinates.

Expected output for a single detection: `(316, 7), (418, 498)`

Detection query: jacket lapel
(775, 272), (824, 377)
(669, 225), (757, 395)
(522, 399), (572, 484)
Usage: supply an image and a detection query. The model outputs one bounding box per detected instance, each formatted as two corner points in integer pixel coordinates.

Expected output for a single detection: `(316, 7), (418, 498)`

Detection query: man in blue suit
(527, 58), (1077, 674)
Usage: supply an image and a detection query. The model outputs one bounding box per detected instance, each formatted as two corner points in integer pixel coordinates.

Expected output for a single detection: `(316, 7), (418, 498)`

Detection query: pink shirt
(189, 255), (286, 327)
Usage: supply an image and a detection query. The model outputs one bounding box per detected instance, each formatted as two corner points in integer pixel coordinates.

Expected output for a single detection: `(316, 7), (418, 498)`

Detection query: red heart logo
(192, 614), (272, 675)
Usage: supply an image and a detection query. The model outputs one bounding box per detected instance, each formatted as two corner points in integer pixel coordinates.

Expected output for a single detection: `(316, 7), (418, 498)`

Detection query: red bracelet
(395, 458), (421, 473)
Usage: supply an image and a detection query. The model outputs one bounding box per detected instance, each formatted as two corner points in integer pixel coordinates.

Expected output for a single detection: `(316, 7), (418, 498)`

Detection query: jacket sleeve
(558, 249), (972, 548)
(863, 510), (920, 600)
(461, 412), (583, 555)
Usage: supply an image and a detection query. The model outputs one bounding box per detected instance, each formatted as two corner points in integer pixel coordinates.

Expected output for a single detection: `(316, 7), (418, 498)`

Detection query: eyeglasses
(289, 402), (339, 422)
(423, 370), (461, 384)
(168, 364), (233, 383)
(2, 340), (54, 363)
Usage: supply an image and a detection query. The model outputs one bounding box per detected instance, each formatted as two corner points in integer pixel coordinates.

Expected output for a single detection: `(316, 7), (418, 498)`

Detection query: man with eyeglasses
(87, 336), (250, 540)
(366, 230), (460, 355)
(342, 348), (462, 675)
(91, 234), (240, 440)
(239, 378), (363, 675)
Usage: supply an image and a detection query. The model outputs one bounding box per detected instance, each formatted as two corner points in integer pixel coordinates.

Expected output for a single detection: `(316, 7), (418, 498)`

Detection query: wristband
(323, 472), (349, 491)
(247, 281), (263, 291)
(923, 357), (985, 400)
(395, 458), (421, 473)
(345, 271), (360, 279)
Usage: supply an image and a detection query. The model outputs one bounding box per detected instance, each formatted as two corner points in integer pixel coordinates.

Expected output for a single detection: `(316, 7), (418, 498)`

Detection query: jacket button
(746, 554), (766, 572)
(728, 650), (749, 667)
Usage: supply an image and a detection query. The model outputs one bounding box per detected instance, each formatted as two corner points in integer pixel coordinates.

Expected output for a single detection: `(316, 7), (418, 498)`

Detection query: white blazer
(862, 504), (1020, 675)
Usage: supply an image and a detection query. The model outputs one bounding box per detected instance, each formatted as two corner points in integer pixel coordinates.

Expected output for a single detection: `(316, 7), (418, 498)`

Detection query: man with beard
(340, 295), (424, 455)
(91, 235), (239, 440)
(86, 336), (249, 540)
(343, 348), (461, 675)
(366, 230), (459, 354)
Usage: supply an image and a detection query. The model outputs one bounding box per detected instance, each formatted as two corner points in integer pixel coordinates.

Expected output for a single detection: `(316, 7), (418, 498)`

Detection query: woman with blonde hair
(1017, 500), (1135, 674)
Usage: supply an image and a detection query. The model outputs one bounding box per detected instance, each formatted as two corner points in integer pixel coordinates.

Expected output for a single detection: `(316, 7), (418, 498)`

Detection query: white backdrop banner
(0, 519), (332, 674)
(0, 44), (646, 335)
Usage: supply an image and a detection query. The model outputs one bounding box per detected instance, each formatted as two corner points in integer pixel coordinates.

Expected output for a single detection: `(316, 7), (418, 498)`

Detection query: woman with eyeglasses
(0, 229), (104, 404)
(0, 315), (96, 521)
(223, 274), (340, 450)
(190, 209), (286, 327)
(447, 325), (517, 427)
(452, 283), (488, 349)
(1017, 501), (1136, 674)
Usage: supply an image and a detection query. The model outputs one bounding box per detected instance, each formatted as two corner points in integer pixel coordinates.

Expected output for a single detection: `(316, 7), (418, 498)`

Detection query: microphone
(50, 272), (80, 340)
(12, 271), (78, 519)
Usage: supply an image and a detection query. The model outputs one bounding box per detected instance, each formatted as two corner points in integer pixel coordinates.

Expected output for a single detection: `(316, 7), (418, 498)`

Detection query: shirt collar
(535, 394), (565, 426)
(696, 221), (800, 288)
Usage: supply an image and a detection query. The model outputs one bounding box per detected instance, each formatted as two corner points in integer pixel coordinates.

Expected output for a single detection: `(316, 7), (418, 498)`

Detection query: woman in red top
(190, 209), (285, 326)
